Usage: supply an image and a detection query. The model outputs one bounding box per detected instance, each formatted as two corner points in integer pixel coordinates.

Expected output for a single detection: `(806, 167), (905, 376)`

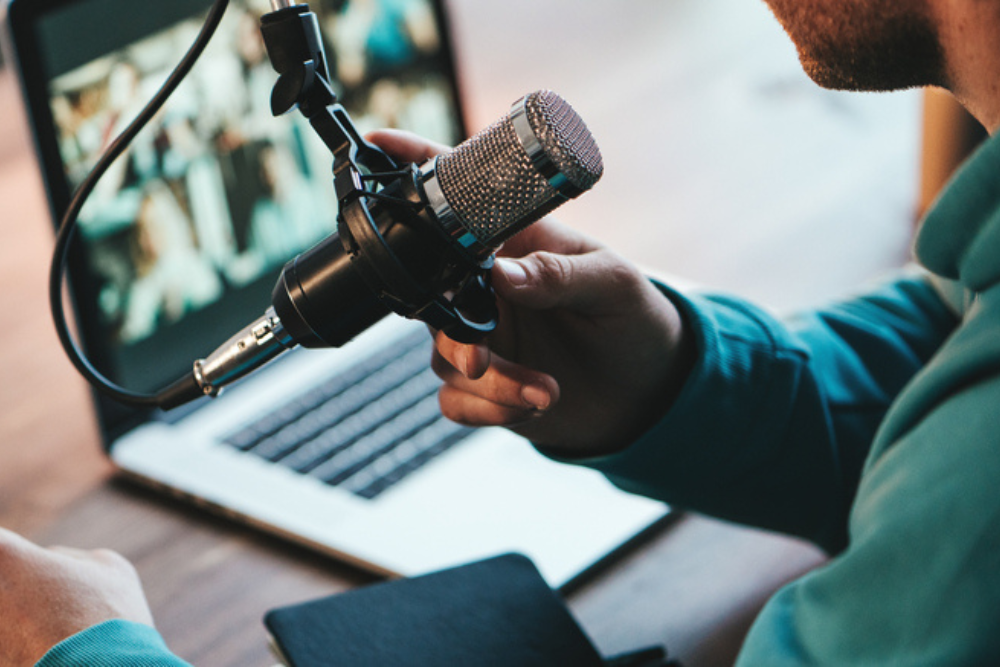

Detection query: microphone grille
(434, 90), (603, 249)
(524, 89), (604, 191)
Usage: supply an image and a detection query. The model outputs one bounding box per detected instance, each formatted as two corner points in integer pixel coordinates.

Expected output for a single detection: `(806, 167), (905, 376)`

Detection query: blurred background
(0, 1), (987, 665)
(445, 0), (927, 313)
(2, 0), (937, 315)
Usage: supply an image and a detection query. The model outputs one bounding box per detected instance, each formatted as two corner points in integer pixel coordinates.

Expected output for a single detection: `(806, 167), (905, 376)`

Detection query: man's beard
(764, 0), (946, 92)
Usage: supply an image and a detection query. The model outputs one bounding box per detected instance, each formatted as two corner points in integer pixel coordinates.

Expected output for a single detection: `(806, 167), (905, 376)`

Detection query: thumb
(364, 129), (450, 163)
(493, 251), (639, 311)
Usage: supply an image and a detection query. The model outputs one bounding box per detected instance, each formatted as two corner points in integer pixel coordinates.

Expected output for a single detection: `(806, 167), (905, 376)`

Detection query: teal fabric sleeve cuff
(558, 276), (954, 553)
(36, 620), (192, 667)
(586, 281), (844, 546)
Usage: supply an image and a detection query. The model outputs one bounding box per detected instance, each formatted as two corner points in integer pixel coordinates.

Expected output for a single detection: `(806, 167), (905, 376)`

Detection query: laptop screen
(8, 0), (464, 400)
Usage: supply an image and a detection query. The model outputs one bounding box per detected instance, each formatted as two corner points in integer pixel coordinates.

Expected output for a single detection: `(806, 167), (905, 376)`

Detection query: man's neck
(934, 1), (1000, 133)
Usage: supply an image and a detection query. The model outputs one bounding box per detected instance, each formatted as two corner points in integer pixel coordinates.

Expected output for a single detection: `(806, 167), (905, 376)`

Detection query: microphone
(46, 1), (605, 413)
(183, 90), (603, 403)
(428, 89), (604, 253)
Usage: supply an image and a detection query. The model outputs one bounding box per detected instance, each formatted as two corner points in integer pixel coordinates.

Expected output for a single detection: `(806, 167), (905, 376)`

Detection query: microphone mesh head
(435, 90), (603, 249)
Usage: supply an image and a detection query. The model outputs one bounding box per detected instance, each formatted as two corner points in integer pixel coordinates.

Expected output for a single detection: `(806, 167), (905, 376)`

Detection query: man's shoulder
(861, 369), (1000, 510)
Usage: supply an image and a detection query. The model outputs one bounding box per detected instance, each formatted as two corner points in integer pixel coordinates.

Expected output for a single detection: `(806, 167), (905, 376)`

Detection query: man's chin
(798, 52), (939, 93)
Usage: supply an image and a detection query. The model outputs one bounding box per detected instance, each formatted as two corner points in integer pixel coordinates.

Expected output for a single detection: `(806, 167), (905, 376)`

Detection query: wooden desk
(2, 0), (932, 662)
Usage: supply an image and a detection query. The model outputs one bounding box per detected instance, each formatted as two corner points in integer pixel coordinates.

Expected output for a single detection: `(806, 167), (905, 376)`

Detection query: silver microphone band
(509, 96), (583, 200)
(423, 90), (602, 254)
(419, 159), (493, 259)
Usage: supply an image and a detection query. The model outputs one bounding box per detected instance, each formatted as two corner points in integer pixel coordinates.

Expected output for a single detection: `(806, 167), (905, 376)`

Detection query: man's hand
(368, 129), (694, 456)
(0, 527), (154, 666)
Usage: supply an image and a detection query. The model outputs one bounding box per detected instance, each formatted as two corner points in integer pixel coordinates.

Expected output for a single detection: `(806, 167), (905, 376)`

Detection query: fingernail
(521, 383), (551, 410)
(458, 347), (472, 377)
(466, 344), (488, 379)
(497, 258), (528, 287)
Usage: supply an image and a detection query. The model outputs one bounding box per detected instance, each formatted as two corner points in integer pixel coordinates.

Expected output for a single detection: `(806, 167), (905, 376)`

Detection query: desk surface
(1, 0), (926, 663)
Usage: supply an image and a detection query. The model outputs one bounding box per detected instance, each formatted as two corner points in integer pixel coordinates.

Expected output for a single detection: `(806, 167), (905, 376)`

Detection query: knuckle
(437, 390), (474, 426)
(433, 332), (463, 363)
(486, 374), (523, 408)
(531, 251), (573, 288)
(599, 251), (643, 291)
(430, 350), (454, 378)
(0, 531), (32, 565)
(93, 548), (135, 572)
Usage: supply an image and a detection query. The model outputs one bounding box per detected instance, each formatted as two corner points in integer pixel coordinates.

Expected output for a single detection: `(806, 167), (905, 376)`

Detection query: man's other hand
(0, 527), (154, 666)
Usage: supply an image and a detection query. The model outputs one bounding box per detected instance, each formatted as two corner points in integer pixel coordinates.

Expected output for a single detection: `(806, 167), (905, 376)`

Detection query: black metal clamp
(259, 3), (498, 345)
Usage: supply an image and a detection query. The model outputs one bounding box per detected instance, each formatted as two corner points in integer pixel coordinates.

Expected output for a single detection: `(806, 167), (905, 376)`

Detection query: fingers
(432, 330), (491, 379)
(497, 217), (603, 259)
(365, 128), (451, 164)
(431, 347), (559, 427)
(438, 386), (540, 427)
(49, 545), (132, 571)
(1, 529), (137, 584)
(493, 248), (644, 313)
(0, 526), (34, 552)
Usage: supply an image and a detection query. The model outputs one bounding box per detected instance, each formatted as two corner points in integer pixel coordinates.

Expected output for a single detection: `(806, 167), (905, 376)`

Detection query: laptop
(2, 0), (669, 588)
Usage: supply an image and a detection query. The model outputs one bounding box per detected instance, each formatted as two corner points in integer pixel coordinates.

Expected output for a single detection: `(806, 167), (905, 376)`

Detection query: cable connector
(192, 308), (295, 398)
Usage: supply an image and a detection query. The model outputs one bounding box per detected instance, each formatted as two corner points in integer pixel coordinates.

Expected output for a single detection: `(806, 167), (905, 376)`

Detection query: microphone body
(191, 90), (603, 399)
(272, 167), (448, 349)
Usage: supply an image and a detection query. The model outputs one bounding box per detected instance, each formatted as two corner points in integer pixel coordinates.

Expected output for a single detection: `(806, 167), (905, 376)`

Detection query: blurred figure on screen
(328, 0), (439, 88)
(119, 182), (222, 342)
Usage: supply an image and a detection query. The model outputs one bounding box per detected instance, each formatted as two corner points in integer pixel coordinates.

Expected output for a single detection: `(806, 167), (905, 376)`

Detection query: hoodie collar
(916, 130), (1000, 293)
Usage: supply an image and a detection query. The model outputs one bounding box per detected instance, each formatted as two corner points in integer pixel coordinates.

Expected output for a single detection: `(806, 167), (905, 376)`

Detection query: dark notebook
(265, 554), (614, 666)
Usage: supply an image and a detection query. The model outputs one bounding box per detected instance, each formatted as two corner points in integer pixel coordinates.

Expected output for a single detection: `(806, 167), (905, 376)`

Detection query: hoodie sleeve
(36, 620), (192, 667)
(571, 274), (956, 554)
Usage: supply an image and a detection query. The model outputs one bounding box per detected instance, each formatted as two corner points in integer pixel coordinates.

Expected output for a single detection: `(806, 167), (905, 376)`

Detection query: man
(5, 0), (1000, 663)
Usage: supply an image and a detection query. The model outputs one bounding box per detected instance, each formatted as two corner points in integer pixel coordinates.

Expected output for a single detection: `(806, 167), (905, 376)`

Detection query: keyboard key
(309, 393), (441, 484)
(224, 330), (428, 451)
(281, 369), (440, 473)
(346, 417), (473, 499)
(223, 329), (475, 500)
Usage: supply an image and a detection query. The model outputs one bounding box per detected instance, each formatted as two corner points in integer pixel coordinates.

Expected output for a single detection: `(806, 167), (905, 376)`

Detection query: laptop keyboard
(224, 331), (474, 499)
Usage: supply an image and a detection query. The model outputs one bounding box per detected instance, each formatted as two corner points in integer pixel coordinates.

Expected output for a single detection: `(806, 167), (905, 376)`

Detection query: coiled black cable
(49, 0), (230, 408)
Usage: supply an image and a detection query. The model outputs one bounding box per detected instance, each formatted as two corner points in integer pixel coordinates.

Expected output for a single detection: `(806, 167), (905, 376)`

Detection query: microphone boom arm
(189, 2), (500, 400)
(259, 4), (398, 185)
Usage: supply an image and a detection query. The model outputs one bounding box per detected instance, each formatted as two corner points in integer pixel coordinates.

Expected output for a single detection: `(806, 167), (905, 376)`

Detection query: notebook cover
(264, 553), (606, 667)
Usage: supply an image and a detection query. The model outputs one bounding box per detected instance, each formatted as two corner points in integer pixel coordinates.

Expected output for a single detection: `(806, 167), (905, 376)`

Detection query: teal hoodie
(38, 126), (1000, 667)
(582, 130), (1000, 664)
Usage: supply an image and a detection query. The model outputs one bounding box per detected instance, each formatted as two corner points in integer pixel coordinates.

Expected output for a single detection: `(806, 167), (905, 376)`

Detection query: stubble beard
(764, 0), (946, 92)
